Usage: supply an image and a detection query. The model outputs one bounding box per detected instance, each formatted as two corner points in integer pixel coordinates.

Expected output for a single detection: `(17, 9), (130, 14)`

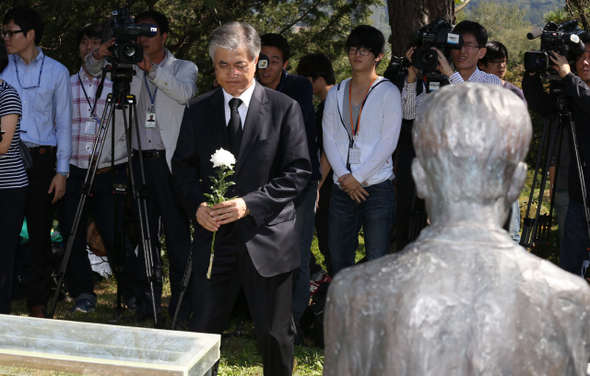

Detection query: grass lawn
(1, 170), (561, 375)
(0, 235), (362, 376)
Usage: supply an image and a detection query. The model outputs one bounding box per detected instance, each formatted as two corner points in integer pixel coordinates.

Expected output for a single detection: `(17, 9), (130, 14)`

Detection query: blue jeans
(329, 179), (395, 276)
(292, 180), (318, 324)
(561, 200), (590, 276)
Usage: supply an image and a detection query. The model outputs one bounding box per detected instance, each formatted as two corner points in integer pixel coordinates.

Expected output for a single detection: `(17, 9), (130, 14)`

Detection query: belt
(96, 167), (112, 175)
(134, 150), (166, 159)
(28, 146), (56, 155)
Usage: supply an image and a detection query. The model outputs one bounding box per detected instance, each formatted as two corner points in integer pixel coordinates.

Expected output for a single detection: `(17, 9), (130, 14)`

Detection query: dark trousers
(26, 152), (57, 310)
(59, 164), (133, 300)
(190, 228), (295, 376)
(131, 155), (192, 319)
(561, 200), (590, 276)
(0, 186), (27, 313)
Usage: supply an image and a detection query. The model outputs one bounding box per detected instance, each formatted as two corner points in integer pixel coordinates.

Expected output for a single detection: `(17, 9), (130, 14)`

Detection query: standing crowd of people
(1, 6), (590, 376)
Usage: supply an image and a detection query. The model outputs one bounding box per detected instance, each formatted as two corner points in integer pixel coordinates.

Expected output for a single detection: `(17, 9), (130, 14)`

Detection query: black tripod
(48, 64), (160, 325)
(520, 87), (590, 276)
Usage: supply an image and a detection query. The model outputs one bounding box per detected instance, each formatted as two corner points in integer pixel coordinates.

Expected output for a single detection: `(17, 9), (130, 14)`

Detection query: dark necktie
(227, 98), (243, 157)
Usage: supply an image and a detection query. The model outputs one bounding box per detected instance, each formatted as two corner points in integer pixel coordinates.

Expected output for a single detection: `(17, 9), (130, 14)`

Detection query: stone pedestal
(0, 314), (220, 375)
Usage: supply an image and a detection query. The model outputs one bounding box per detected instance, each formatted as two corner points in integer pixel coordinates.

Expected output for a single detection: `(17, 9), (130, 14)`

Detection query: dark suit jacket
(172, 82), (311, 277)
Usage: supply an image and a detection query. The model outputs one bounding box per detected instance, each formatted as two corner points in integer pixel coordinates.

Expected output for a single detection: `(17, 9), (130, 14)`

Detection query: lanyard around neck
(14, 53), (45, 90)
(348, 76), (376, 136)
(78, 73), (101, 123)
(144, 72), (158, 108)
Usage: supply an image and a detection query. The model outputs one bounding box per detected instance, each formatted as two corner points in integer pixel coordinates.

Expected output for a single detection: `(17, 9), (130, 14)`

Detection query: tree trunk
(566, 0), (590, 31)
(387, 0), (455, 57)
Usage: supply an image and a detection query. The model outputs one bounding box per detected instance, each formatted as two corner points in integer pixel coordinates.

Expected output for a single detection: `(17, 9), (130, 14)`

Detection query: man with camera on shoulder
(85, 10), (198, 325)
(522, 31), (590, 277)
(401, 20), (501, 120)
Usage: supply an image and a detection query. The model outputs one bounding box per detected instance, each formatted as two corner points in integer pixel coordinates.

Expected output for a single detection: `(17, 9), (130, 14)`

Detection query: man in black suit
(172, 22), (311, 376)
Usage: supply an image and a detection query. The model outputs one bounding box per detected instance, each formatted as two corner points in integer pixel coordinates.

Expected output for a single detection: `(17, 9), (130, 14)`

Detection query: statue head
(412, 83), (532, 225)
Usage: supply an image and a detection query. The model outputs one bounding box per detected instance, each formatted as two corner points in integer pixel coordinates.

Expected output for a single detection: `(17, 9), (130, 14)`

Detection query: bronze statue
(324, 83), (590, 376)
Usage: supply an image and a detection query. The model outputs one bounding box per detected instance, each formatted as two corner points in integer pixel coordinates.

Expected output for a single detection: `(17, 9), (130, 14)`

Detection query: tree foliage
(0, 0), (380, 93)
(566, 0), (590, 30)
(457, 1), (536, 66)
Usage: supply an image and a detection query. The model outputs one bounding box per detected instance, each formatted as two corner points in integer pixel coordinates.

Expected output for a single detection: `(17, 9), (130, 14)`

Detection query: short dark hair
(3, 6), (44, 45)
(346, 25), (385, 58)
(480, 41), (508, 67)
(453, 20), (488, 48)
(296, 53), (335, 85)
(135, 10), (170, 35)
(260, 33), (290, 62)
(0, 44), (8, 74)
(76, 23), (103, 48)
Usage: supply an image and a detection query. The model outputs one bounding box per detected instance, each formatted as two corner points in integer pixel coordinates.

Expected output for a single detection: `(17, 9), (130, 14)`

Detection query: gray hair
(413, 83), (532, 203)
(208, 22), (261, 61)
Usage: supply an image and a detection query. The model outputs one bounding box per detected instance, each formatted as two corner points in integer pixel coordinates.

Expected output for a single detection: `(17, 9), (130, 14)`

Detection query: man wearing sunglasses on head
(1, 6), (72, 319)
(401, 20), (501, 120)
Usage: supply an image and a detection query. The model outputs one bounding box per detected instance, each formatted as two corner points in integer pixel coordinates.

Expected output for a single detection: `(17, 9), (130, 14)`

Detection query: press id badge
(84, 120), (97, 135)
(348, 146), (361, 164)
(145, 111), (157, 128)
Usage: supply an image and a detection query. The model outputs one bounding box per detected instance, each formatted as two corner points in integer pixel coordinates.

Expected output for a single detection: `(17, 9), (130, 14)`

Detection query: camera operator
(401, 20), (501, 120)
(522, 32), (590, 276)
(58, 23), (133, 314)
(85, 10), (198, 324)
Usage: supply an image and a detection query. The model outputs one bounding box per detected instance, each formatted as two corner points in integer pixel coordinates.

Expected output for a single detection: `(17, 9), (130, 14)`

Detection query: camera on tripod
(410, 19), (463, 72)
(102, 6), (158, 65)
(524, 20), (586, 74)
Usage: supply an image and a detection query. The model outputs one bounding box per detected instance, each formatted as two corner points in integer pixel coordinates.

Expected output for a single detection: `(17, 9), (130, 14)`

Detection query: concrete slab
(0, 314), (220, 376)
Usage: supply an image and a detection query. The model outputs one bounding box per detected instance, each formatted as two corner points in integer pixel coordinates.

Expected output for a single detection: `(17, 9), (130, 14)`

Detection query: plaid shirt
(70, 67), (113, 168)
(401, 67), (502, 120)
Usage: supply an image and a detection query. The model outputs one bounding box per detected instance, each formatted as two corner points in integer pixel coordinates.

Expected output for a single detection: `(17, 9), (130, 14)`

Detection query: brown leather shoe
(29, 305), (47, 318)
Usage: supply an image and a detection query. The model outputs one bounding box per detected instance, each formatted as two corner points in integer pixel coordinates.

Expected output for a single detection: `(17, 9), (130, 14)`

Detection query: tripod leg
(171, 251), (192, 330)
(121, 97), (160, 326)
(48, 100), (116, 318)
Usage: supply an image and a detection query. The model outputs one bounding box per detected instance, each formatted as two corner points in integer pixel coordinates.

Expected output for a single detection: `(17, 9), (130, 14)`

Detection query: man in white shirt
(322, 25), (402, 276)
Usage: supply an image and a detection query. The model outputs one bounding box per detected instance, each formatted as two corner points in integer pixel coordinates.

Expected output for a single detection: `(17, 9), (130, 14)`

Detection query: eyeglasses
(462, 42), (481, 51)
(347, 47), (372, 56)
(488, 60), (508, 67)
(215, 62), (252, 75)
(1, 29), (24, 39)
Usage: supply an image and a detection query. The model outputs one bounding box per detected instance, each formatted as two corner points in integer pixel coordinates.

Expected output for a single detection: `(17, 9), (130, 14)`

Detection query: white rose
(210, 148), (236, 170)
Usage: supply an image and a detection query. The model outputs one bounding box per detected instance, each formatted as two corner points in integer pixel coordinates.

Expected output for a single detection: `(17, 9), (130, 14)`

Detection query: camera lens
(123, 45), (137, 58)
(422, 51), (437, 65)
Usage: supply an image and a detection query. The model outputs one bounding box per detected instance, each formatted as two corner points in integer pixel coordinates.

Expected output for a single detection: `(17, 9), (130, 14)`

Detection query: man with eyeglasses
(401, 20), (501, 120)
(85, 10), (197, 326)
(172, 21), (311, 376)
(479, 41), (526, 103)
(322, 25), (402, 277)
(257, 33), (320, 341)
(1, 6), (72, 318)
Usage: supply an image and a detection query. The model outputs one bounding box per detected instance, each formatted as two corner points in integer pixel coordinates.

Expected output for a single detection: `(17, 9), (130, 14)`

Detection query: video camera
(102, 6), (158, 65)
(524, 20), (586, 74)
(410, 19), (463, 72)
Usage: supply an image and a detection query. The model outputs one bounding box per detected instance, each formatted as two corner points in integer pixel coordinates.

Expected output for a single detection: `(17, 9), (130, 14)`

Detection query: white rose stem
(207, 231), (216, 279)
